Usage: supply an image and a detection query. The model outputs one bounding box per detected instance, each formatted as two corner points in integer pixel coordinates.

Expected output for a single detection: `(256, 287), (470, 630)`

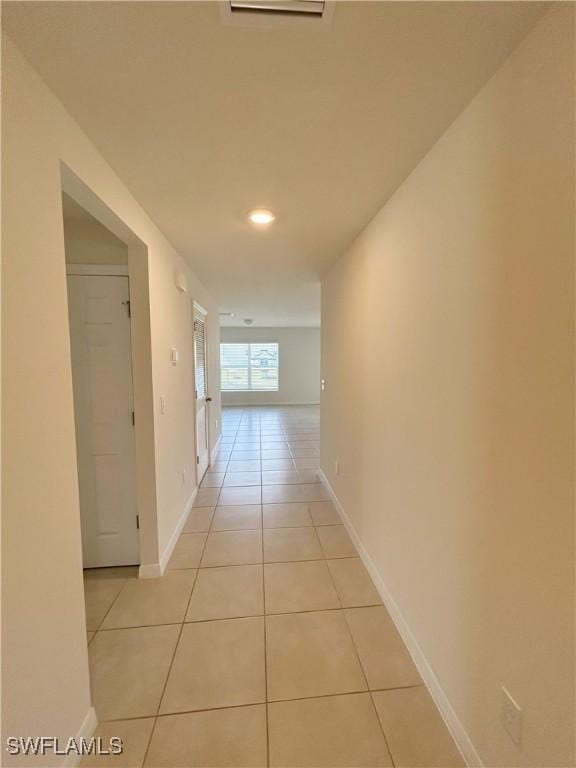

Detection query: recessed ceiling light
(248, 208), (275, 225)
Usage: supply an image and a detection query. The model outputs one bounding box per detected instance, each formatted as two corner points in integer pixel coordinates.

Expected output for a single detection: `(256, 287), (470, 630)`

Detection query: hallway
(83, 406), (464, 768)
(3, 3), (574, 765)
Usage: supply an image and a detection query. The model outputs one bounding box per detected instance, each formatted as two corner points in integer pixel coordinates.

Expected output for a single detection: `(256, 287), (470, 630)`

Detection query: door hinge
(122, 299), (131, 317)
(136, 515), (140, 529)
(196, 455), (200, 465)
(131, 410), (135, 426)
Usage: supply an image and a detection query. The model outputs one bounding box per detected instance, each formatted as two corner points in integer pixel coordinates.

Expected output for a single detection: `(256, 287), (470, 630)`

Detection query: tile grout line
(99, 569), (138, 621)
(314, 448), (396, 765)
(141, 496), (213, 768)
(301, 485), (398, 766)
(183, 523), (351, 535)
(197, 444), (230, 566)
(314, 516), (392, 760)
(333, 533), (398, 768)
(91, 599), (385, 633)
(259, 418), (271, 768)
(86, 565), (137, 638)
(97, 683), (426, 726)
(198, 550), (336, 569)
(91, 410), (322, 764)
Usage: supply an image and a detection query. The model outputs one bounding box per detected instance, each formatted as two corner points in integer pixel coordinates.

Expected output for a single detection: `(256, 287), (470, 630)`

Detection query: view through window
(220, 342), (279, 391)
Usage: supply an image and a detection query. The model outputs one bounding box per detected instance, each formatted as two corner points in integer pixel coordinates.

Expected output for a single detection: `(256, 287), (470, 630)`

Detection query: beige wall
(221, 326), (320, 406)
(321, 7), (574, 768)
(2, 35), (221, 761)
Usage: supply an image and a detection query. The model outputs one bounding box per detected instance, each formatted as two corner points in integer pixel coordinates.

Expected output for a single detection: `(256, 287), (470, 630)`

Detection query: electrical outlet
(321, 378), (326, 392)
(160, 396), (166, 415)
(500, 687), (522, 746)
(334, 460), (340, 475)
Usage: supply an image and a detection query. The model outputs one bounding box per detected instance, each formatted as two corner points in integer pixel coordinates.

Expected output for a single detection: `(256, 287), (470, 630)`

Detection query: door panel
(67, 274), (139, 567)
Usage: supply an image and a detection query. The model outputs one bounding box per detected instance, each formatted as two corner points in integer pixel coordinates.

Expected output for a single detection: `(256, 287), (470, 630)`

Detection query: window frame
(220, 341), (280, 392)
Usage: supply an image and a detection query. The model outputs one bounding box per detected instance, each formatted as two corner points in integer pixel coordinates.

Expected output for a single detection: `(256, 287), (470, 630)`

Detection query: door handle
(206, 397), (213, 402)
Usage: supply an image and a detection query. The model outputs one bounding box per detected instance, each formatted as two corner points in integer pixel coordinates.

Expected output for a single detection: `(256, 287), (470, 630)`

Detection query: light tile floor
(83, 406), (464, 768)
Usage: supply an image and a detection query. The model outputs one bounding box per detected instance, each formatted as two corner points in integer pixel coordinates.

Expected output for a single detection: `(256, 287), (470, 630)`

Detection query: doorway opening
(60, 164), (159, 583)
(63, 194), (140, 568)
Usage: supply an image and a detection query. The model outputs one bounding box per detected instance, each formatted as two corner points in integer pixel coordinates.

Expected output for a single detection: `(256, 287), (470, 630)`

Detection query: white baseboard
(221, 401), (320, 407)
(138, 487), (197, 579)
(318, 469), (483, 768)
(61, 707), (97, 767)
(138, 562), (163, 579)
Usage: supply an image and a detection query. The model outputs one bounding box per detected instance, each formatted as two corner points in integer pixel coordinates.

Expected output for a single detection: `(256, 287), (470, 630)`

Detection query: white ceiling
(4, 1), (546, 327)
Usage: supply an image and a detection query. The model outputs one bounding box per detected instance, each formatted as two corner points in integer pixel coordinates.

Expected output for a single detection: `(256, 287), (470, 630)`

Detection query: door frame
(66, 264), (129, 277)
(192, 300), (210, 484)
(65, 266), (140, 566)
(61, 164), (160, 578)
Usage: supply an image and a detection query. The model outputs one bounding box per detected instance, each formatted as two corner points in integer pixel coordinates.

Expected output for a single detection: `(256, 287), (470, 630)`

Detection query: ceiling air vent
(229, 1), (325, 17)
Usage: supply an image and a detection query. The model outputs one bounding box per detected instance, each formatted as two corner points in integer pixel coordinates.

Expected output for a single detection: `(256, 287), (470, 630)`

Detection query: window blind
(220, 342), (279, 391)
(194, 316), (207, 399)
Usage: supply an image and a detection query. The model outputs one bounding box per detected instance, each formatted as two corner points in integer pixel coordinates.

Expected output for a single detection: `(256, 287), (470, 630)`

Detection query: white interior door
(194, 307), (210, 482)
(67, 274), (140, 568)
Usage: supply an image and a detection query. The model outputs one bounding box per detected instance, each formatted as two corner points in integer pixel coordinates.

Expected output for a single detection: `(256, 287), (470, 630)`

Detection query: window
(194, 315), (207, 399)
(220, 342), (279, 391)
